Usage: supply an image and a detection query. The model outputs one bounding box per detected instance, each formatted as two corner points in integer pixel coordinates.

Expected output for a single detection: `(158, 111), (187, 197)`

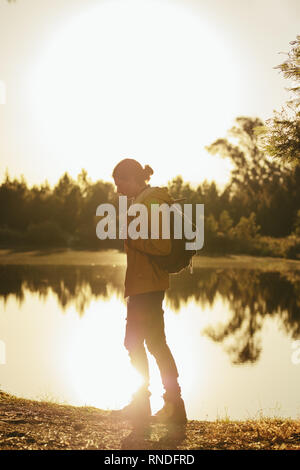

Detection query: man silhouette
(112, 158), (187, 427)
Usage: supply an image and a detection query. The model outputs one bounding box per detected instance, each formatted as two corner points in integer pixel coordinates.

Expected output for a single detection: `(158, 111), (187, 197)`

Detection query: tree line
(0, 116), (299, 258)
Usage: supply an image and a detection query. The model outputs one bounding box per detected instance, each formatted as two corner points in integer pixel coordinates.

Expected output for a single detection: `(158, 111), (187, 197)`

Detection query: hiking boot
(152, 393), (187, 425)
(111, 389), (151, 423)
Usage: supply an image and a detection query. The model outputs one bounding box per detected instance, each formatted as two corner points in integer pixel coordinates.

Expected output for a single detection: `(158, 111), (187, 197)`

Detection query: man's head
(112, 158), (153, 198)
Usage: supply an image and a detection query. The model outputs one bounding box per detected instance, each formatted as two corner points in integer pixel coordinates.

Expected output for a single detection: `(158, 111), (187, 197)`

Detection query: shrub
(293, 210), (300, 237)
(218, 210), (233, 233)
(25, 220), (69, 247)
(0, 226), (23, 246)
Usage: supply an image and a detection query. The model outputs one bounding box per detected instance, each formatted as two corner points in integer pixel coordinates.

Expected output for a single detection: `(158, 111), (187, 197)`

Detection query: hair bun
(112, 158), (154, 184)
(143, 165), (154, 181)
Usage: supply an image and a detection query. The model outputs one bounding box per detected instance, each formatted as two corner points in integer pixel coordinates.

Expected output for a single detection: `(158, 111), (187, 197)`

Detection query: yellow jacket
(124, 185), (173, 298)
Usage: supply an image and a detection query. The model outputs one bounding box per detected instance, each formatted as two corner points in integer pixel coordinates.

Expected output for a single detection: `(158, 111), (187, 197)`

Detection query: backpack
(150, 199), (197, 274)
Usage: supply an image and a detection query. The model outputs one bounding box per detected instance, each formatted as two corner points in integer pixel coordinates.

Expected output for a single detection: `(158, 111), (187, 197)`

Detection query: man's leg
(124, 294), (150, 391)
(112, 294), (151, 422)
(143, 291), (181, 397)
(144, 291), (187, 424)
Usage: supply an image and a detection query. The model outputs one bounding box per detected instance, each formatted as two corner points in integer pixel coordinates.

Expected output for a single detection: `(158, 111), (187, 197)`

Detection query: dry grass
(1, 391), (300, 450)
(1, 249), (300, 271)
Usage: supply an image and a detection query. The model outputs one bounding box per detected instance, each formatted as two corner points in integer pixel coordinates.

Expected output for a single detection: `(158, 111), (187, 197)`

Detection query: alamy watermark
(0, 340), (6, 365)
(0, 80), (6, 105)
(96, 196), (204, 251)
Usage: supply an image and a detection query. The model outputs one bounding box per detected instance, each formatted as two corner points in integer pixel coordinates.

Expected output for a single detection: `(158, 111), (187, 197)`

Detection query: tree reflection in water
(0, 265), (299, 365)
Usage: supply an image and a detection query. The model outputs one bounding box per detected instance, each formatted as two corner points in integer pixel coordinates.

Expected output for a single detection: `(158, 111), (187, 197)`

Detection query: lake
(0, 255), (300, 421)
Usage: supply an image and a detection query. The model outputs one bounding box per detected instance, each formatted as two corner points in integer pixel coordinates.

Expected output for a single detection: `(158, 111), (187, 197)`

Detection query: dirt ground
(0, 391), (300, 450)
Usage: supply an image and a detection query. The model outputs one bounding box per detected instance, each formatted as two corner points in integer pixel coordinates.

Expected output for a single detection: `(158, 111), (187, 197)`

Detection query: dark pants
(124, 291), (181, 397)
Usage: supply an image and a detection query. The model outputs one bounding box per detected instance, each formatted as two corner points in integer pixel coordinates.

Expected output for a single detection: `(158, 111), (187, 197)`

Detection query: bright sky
(0, 0), (299, 189)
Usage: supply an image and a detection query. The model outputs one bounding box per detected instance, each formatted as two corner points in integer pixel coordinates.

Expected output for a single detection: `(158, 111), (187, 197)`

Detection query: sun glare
(62, 292), (223, 416)
(64, 294), (143, 410)
(27, 0), (239, 187)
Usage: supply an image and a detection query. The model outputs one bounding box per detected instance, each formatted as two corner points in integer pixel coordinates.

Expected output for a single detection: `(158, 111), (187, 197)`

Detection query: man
(111, 158), (187, 427)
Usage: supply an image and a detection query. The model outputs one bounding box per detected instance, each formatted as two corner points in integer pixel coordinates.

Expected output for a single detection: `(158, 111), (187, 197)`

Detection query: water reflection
(170, 269), (300, 364)
(1, 264), (300, 420)
(0, 265), (126, 314)
(1, 265), (300, 365)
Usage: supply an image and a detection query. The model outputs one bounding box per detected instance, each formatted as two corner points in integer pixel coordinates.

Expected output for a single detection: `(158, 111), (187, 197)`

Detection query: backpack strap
(132, 186), (157, 205)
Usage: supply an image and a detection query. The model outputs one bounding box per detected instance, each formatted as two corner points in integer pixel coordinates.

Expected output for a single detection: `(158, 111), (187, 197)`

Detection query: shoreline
(0, 390), (299, 450)
(0, 249), (300, 271)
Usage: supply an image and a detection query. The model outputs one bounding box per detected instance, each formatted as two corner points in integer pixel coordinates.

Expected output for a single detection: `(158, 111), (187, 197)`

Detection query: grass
(1, 248), (300, 272)
(0, 390), (300, 450)
(0, 248), (126, 266)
